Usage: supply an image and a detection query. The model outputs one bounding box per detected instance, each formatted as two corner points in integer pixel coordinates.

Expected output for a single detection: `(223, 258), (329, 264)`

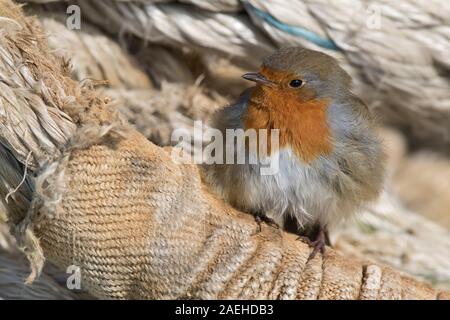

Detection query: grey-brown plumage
(202, 47), (386, 259)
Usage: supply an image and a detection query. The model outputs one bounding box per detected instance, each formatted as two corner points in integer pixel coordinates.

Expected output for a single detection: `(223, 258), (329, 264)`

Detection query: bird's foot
(255, 215), (280, 232)
(297, 228), (328, 262)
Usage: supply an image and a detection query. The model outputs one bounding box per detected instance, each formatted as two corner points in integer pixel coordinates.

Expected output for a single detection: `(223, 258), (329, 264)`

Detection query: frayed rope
(13, 123), (130, 284)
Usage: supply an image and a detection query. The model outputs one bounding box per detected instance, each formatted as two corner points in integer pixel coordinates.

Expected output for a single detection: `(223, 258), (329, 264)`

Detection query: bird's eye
(289, 79), (304, 88)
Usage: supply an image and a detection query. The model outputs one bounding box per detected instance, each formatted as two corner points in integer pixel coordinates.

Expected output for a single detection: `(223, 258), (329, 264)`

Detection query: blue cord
(244, 2), (339, 51)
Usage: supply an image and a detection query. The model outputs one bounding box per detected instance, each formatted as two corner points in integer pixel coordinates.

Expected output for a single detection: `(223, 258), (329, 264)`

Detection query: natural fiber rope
(31, 127), (448, 299)
(23, 11), (450, 289)
(37, 13), (153, 90)
(26, 0), (449, 152)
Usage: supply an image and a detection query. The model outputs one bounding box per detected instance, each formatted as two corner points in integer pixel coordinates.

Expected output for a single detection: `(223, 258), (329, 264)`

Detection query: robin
(202, 47), (385, 260)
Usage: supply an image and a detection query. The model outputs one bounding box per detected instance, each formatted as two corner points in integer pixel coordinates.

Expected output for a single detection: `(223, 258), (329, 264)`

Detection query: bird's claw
(296, 235), (313, 245)
(306, 237), (326, 261)
(297, 229), (327, 262)
(255, 215), (280, 232)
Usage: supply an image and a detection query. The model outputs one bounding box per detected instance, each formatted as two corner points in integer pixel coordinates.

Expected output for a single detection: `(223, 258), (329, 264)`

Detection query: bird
(201, 47), (385, 260)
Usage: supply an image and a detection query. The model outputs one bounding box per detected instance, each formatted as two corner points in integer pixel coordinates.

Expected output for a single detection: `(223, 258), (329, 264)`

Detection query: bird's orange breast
(242, 69), (332, 163)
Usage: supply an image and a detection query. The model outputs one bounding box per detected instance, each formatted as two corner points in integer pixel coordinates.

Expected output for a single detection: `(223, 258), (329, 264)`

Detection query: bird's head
(241, 47), (352, 162)
(243, 47), (352, 108)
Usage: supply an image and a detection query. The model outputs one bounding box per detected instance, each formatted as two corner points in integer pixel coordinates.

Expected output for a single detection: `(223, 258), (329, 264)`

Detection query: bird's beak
(242, 72), (276, 87)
